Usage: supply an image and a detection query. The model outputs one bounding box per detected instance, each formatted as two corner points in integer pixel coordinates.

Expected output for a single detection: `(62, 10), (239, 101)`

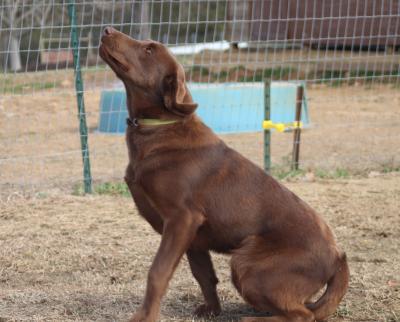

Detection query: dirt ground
(1, 172), (399, 321)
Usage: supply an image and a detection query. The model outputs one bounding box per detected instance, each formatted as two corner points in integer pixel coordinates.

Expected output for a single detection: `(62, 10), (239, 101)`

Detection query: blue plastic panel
(98, 82), (309, 134)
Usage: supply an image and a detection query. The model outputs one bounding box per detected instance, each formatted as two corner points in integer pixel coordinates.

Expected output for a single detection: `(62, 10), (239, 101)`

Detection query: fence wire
(0, 0), (399, 195)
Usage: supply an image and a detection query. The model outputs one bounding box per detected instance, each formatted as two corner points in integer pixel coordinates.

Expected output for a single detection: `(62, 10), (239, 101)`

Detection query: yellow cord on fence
(262, 120), (303, 132)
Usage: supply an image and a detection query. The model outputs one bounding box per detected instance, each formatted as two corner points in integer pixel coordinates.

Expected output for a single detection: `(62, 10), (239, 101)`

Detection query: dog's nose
(103, 26), (115, 36)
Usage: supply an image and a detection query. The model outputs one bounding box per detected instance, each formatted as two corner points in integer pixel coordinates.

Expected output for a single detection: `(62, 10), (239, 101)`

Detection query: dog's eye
(144, 46), (153, 55)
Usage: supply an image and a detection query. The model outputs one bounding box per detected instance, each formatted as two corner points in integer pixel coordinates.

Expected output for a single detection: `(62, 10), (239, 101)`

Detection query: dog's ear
(162, 71), (197, 116)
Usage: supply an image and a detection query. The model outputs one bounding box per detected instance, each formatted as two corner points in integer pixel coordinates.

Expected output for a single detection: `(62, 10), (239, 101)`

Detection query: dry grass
(1, 172), (399, 321)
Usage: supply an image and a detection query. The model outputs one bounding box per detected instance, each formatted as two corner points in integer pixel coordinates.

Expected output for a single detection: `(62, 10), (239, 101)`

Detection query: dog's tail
(307, 252), (350, 321)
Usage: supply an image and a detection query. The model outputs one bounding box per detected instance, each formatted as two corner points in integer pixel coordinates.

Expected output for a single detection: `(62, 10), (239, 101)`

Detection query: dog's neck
(125, 84), (178, 120)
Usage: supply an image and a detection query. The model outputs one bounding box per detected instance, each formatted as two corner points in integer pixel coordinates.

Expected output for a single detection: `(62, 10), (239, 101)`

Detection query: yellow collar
(126, 118), (180, 127)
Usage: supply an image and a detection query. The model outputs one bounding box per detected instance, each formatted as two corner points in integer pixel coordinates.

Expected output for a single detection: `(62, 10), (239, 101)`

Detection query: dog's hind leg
(234, 264), (316, 322)
(240, 306), (314, 322)
(231, 237), (320, 322)
(187, 249), (221, 317)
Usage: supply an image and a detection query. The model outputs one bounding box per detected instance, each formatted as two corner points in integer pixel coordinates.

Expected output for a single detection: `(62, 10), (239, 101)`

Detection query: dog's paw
(194, 304), (221, 317)
(128, 310), (156, 322)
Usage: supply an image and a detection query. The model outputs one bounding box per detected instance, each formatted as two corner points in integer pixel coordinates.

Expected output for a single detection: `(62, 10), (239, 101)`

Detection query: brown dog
(99, 27), (349, 322)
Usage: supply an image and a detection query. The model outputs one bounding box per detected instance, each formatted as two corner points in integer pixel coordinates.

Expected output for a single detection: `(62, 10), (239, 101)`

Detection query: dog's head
(99, 27), (197, 116)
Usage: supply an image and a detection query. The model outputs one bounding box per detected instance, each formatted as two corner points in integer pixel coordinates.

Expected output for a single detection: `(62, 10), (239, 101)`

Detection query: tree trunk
(9, 35), (22, 72)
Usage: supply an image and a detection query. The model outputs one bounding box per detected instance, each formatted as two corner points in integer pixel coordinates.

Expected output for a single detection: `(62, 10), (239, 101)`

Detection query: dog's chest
(125, 132), (142, 165)
(129, 181), (164, 234)
(124, 159), (164, 234)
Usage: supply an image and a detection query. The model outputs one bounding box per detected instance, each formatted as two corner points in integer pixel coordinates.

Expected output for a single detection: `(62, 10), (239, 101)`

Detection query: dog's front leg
(129, 212), (204, 322)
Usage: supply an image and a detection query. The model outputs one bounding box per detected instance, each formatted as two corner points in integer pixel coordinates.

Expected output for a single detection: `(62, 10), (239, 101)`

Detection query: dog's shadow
(64, 290), (271, 321)
(164, 298), (271, 321)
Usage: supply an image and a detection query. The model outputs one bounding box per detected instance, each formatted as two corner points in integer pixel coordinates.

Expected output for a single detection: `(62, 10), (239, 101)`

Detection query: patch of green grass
(72, 165), (400, 198)
(35, 192), (48, 199)
(335, 304), (352, 318)
(94, 182), (131, 197)
(382, 166), (400, 173)
(314, 169), (329, 179)
(272, 168), (305, 180)
(270, 155), (352, 180)
(333, 168), (350, 178)
(72, 181), (131, 197)
(263, 66), (295, 80)
(274, 165), (400, 180)
(351, 69), (400, 78)
(238, 67), (296, 82)
(217, 70), (228, 81)
(322, 70), (345, 80)
(72, 183), (85, 196)
(270, 156), (306, 180)
(82, 65), (112, 72)
(315, 168), (350, 179)
(2, 81), (61, 94)
(270, 155), (302, 180)
(380, 159), (400, 174)
(189, 65), (210, 77)
(315, 70), (346, 87)
(311, 69), (400, 87)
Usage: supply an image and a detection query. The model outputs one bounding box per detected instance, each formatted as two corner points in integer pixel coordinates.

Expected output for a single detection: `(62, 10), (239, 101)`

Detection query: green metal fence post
(291, 85), (304, 171)
(264, 81), (271, 173)
(68, 1), (92, 193)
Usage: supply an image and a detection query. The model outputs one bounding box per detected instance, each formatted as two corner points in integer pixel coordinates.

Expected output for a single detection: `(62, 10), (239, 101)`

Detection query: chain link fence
(1, 0), (399, 197)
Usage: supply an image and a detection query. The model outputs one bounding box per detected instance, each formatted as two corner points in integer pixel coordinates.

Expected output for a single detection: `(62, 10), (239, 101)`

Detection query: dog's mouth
(100, 43), (129, 73)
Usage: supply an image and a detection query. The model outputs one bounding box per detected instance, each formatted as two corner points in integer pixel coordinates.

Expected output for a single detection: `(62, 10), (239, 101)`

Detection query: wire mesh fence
(1, 0), (399, 196)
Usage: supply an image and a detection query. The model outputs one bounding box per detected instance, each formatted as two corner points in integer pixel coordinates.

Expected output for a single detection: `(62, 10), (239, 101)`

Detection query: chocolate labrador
(99, 27), (349, 322)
